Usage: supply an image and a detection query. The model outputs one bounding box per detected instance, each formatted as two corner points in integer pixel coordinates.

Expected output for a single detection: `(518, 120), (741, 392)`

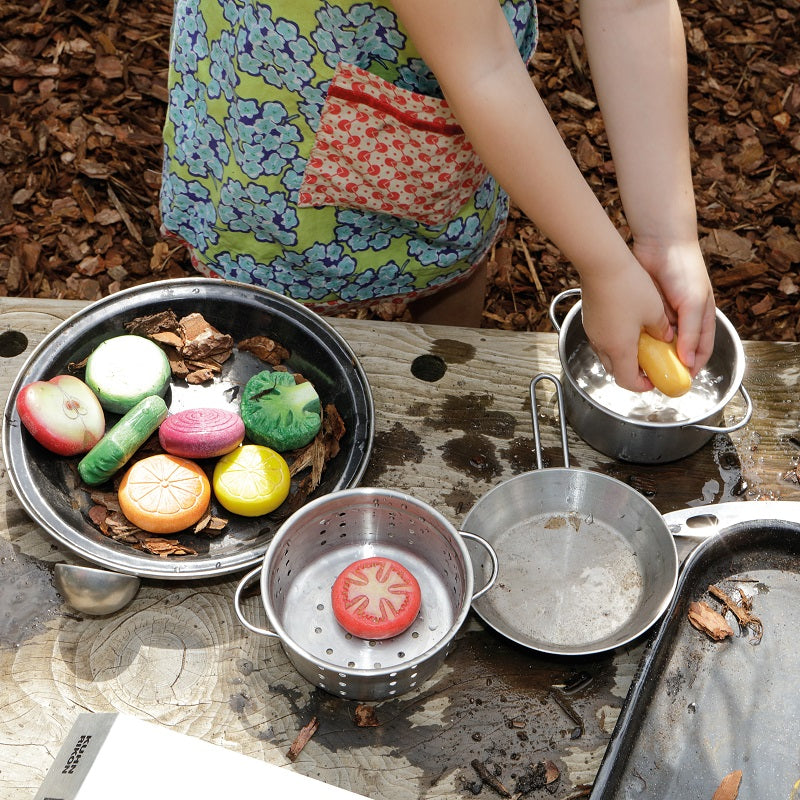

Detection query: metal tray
(590, 501), (800, 798)
(2, 279), (374, 580)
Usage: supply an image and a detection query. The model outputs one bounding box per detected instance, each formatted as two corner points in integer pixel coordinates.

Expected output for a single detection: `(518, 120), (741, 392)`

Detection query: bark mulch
(1, 0), (799, 341)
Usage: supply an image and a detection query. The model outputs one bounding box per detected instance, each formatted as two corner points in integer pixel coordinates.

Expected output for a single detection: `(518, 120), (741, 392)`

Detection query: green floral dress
(161, 1), (538, 311)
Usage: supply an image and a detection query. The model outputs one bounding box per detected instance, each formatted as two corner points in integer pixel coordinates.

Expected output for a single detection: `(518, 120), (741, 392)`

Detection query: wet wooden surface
(1, 295), (798, 800)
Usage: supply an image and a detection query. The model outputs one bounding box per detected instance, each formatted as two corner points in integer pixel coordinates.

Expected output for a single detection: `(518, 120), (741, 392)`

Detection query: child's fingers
(612, 358), (653, 393)
(594, 341), (653, 393)
(675, 297), (716, 374)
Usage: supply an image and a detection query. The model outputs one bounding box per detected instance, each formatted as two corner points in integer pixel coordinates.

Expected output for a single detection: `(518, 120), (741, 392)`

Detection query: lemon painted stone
(212, 444), (290, 517)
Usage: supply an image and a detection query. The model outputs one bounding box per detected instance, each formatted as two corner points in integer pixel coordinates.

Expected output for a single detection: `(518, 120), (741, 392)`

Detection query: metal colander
(234, 488), (497, 701)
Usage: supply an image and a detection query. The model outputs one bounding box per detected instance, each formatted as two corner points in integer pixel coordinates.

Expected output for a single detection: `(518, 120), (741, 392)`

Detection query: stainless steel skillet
(461, 374), (678, 656)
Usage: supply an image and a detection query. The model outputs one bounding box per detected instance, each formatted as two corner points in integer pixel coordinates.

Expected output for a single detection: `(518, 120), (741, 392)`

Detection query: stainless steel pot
(549, 289), (753, 463)
(461, 374), (679, 656)
(234, 487), (498, 701)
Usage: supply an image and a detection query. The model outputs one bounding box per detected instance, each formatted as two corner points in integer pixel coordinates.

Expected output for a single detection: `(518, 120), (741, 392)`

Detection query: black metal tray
(590, 504), (800, 798)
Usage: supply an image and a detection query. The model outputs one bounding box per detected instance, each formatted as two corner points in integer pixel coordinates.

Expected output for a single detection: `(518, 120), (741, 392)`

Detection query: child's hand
(580, 255), (673, 393)
(632, 238), (716, 376)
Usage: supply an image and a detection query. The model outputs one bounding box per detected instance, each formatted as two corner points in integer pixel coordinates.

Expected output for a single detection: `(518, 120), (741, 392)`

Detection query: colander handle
(458, 530), (500, 601)
(233, 566), (280, 639)
(686, 384), (754, 433)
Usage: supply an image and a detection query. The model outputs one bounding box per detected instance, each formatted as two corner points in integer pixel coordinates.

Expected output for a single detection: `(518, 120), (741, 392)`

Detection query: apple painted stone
(16, 375), (106, 456)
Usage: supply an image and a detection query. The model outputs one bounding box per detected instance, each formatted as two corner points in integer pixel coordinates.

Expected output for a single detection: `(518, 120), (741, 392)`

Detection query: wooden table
(1, 295), (798, 800)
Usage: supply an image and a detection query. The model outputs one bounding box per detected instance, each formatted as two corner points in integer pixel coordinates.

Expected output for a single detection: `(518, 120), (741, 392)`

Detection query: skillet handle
(458, 530), (500, 601)
(686, 384), (753, 433)
(530, 373), (571, 469)
(233, 566), (280, 638)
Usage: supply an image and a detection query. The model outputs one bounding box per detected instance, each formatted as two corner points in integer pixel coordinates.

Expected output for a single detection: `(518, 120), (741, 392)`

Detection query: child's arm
(390, 0), (710, 390)
(581, 0), (715, 373)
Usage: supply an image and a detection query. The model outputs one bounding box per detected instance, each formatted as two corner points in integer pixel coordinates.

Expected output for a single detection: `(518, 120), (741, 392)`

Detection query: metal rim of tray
(2, 279), (375, 580)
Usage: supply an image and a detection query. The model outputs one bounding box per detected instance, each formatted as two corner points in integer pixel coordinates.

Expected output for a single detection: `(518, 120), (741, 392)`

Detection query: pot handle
(548, 287), (581, 333)
(458, 530), (500, 601)
(233, 566), (280, 639)
(686, 384), (754, 433)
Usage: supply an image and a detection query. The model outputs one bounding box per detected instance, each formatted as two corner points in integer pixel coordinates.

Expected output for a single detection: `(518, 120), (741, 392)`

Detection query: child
(161, 0), (715, 393)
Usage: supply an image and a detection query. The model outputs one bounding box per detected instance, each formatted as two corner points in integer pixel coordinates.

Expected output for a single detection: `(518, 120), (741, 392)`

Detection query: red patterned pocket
(298, 62), (488, 226)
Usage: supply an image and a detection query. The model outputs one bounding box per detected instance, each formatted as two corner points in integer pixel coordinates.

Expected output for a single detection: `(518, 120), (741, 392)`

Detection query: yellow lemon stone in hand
(212, 444), (290, 516)
(637, 332), (693, 398)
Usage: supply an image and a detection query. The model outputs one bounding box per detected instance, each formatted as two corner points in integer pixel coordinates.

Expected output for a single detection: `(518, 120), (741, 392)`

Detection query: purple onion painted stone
(159, 408), (245, 459)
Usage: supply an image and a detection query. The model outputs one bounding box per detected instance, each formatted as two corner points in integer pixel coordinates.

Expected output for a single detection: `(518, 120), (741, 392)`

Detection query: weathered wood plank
(0, 297), (797, 800)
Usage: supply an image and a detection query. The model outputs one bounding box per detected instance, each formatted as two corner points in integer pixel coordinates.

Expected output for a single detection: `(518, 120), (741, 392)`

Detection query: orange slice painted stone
(118, 453), (211, 534)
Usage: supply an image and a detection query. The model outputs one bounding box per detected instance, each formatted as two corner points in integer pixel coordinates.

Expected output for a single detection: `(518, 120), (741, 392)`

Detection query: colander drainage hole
(314, 627), (322, 634)
(317, 603), (324, 611)
(348, 661), (356, 668)
(398, 651), (405, 658)
(373, 662), (381, 669)
(411, 631), (419, 638)
(326, 648), (333, 655)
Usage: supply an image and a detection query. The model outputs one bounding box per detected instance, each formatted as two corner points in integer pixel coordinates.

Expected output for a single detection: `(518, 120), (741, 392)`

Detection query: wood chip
(193, 510), (228, 537)
(125, 310), (182, 338)
(288, 403), (345, 491)
(287, 716), (319, 762)
(708, 584), (763, 643)
(712, 769), (742, 800)
(139, 536), (197, 557)
(237, 335), (290, 365)
(354, 705), (380, 727)
(471, 759), (511, 798)
(126, 310), (233, 383)
(687, 600), (734, 641)
(179, 312), (233, 363)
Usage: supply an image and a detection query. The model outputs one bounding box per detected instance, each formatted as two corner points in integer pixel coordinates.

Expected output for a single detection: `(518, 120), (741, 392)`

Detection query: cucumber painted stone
(85, 335), (171, 414)
(78, 395), (169, 486)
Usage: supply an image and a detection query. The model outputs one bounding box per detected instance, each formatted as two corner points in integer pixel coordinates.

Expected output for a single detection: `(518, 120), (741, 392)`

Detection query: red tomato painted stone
(331, 557), (422, 640)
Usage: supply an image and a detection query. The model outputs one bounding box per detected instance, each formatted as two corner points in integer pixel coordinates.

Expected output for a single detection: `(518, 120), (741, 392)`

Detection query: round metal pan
(2, 278), (374, 580)
(461, 374), (678, 656)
